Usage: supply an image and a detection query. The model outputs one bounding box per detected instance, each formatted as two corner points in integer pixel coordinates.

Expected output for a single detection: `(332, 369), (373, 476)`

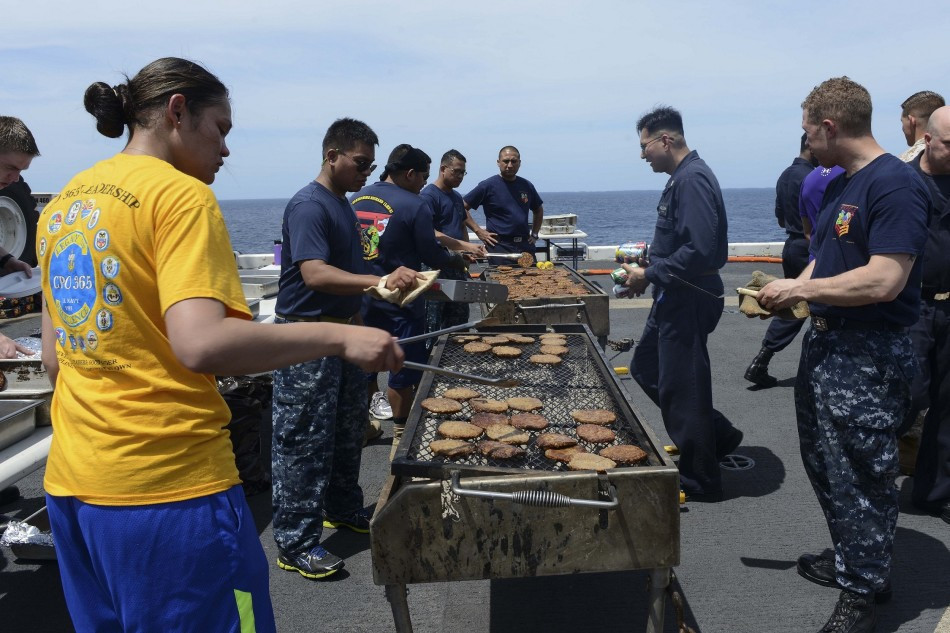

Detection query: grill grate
(392, 326), (663, 478)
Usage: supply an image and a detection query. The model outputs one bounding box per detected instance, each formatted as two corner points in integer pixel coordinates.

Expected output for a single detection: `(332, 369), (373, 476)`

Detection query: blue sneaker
(277, 545), (344, 579)
(323, 508), (372, 534)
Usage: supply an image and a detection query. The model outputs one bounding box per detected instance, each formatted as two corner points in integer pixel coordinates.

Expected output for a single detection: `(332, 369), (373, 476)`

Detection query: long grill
(392, 326), (662, 478)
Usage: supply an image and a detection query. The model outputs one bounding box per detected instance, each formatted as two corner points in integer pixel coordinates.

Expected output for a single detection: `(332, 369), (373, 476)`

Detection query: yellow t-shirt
(38, 153), (251, 505)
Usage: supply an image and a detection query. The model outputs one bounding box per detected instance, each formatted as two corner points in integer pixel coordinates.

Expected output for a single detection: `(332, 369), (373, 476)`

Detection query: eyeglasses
(500, 158), (520, 164)
(639, 135), (665, 152)
(334, 149), (377, 174)
(445, 167), (467, 176)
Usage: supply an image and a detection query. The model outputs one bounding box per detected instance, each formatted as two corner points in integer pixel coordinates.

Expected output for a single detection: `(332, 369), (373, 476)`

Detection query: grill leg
(384, 583), (413, 632)
(646, 567), (670, 633)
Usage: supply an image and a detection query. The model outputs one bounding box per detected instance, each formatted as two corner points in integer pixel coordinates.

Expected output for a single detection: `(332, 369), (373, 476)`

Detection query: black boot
(744, 347), (777, 388)
(818, 590), (876, 632)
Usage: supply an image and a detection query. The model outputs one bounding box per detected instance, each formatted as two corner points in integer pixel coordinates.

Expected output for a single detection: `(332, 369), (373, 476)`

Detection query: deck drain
(720, 455), (755, 471)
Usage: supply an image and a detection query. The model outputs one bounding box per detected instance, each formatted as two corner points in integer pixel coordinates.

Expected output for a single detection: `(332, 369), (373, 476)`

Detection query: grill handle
(450, 472), (619, 510)
(514, 302), (586, 310)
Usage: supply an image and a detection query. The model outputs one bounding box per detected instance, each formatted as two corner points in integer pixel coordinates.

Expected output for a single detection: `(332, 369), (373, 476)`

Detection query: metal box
(0, 399), (42, 452)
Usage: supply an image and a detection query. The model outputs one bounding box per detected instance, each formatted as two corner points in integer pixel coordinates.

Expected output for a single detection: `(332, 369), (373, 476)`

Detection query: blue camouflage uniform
(630, 150), (741, 497)
(798, 154), (929, 596)
(271, 181), (368, 556)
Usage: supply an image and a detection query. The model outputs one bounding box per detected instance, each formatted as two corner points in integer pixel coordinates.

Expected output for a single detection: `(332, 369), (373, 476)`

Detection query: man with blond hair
(898, 90), (945, 162)
(758, 77), (930, 633)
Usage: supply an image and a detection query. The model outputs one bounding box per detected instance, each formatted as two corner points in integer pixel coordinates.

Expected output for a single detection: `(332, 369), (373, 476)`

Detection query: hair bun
(83, 81), (127, 138)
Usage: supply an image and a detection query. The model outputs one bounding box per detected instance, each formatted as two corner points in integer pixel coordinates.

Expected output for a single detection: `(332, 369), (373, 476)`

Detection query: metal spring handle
(450, 472), (618, 510)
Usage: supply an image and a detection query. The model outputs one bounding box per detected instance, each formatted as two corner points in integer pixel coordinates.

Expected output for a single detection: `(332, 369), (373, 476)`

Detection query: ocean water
(220, 188), (781, 254)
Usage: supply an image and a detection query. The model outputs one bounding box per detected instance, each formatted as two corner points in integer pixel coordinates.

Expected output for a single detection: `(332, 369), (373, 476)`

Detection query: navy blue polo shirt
(810, 154), (930, 325)
(351, 181), (453, 318)
(910, 154), (950, 292)
(643, 151), (728, 289)
(775, 157), (814, 235)
(275, 181), (367, 319)
(420, 183), (467, 240)
(463, 174), (543, 237)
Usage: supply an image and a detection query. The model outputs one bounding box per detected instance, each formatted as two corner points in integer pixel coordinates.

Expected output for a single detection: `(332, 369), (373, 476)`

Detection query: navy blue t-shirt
(810, 154), (930, 325)
(910, 154), (950, 292)
(351, 181), (453, 318)
(276, 181), (367, 318)
(420, 183), (467, 240)
(463, 175), (543, 237)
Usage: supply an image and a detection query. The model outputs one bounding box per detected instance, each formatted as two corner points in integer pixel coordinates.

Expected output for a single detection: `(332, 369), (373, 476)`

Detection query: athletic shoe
(323, 507), (372, 534)
(364, 418), (383, 446)
(277, 545), (344, 580)
(370, 391), (393, 420)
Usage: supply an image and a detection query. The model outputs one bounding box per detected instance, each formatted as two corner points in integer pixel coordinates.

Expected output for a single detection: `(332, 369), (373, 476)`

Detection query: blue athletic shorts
(362, 306), (427, 389)
(46, 486), (276, 633)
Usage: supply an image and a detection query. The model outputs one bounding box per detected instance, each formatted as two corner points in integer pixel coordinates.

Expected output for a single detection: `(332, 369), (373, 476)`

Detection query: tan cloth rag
(365, 270), (440, 307)
(738, 270), (810, 320)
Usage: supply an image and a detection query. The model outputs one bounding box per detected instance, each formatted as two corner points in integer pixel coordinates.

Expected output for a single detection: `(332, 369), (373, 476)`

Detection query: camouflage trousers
(795, 325), (917, 595)
(424, 266), (470, 350)
(271, 341), (367, 555)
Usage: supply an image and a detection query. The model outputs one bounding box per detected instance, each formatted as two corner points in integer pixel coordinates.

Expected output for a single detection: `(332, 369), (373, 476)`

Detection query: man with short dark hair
(463, 146), (544, 262)
(745, 133), (817, 387)
(271, 118), (420, 580)
(758, 77), (930, 632)
(899, 90), (945, 162)
(906, 105), (950, 525)
(353, 145), (466, 456)
(621, 105), (742, 501)
(421, 150), (485, 335)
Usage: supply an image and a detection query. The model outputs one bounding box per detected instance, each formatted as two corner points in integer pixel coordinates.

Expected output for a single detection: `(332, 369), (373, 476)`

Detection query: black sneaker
(323, 507), (371, 534)
(797, 550), (891, 604)
(277, 545), (344, 580)
(716, 427), (744, 460)
(818, 590), (876, 633)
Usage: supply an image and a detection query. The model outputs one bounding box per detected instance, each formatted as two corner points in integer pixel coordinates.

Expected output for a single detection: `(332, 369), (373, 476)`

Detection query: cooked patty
(535, 432), (578, 449)
(469, 412), (509, 429)
(485, 424), (530, 445)
(529, 354), (563, 365)
(442, 387), (481, 401)
(452, 335), (481, 343)
(599, 444), (649, 464)
(429, 439), (475, 458)
(544, 445), (586, 462)
(481, 336), (511, 345)
(505, 334), (535, 344)
(492, 345), (523, 358)
(570, 409), (617, 425)
(420, 397), (463, 414)
(576, 424), (617, 444)
(477, 440), (526, 460)
(463, 342), (492, 353)
(506, 396), (543, 411)
(438, 421), (484, 440)
(567, 453), (617, 471)
(470, 398), (509, 413)
(510, 412), (549, 430)
(539, 344), (569, 356)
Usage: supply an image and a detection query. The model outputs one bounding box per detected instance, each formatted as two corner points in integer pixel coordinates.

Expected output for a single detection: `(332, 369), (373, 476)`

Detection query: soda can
(612, 284), (630, 298)
(610, 267), (629, 284)
(615, 241), (649, 265)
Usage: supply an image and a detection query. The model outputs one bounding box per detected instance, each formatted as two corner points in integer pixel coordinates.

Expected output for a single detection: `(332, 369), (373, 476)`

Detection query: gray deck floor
(1, 261), (948, 632)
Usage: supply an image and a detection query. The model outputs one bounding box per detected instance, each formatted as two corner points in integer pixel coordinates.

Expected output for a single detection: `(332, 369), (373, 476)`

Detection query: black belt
(921, 288), (950, 301)
(276, 313), (353, 324)
(812, 316), (905, 333)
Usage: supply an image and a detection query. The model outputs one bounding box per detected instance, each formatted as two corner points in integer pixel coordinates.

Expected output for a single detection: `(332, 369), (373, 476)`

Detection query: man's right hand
(340, 326), (405, 373)
(385, 267), (424, 291)
(474, 227), (498, 247)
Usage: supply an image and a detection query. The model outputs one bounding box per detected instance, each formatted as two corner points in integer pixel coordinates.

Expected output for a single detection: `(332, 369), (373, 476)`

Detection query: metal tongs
(397, 317), (500, 345)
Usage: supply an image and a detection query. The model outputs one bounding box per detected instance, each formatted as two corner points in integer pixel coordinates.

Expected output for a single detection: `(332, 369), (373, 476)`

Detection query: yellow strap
(234, 589), (256, 633)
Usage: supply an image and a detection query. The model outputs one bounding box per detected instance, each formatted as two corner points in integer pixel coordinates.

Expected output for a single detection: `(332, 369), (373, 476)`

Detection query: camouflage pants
(795, 326), (917, 595)
(424, 266), (470, 350)
(271, 342), (367, 555)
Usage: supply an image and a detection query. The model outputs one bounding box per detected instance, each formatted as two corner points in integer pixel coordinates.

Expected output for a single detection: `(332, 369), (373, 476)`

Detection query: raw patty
(463, 342), (492, 353)
(505, 334), (535, 344)
(571, 409), (617, 425)
(481, 336), (511, 345)
(567, 453), (617, 471)
(492, 345), (522, 358)
(599, 444), (649, 464)
(529, 354), (563, 365)
(507, 396), (543, 411)
(442, 387), (481, 401)
(438, 421), (484, 440)
(421, 397), (463, 414)
(539, 344), (569, 356)
(576, 424), (616, 444)
(509, 412), (549, 430)
(535, 432), (578, 449)
(430, 439), (475, 458)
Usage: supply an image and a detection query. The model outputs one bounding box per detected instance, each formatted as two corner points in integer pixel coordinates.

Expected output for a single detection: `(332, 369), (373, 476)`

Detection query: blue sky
(6, 0), (948, 200)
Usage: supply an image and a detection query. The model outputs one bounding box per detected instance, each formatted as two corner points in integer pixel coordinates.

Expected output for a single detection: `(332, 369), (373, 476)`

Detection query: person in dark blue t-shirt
(758, 77), (930, 629)
(420, 149), (486, 338)
(272, 119), (419, 581)
(463, 146), (544, 262)
(352, 144), (466, 456)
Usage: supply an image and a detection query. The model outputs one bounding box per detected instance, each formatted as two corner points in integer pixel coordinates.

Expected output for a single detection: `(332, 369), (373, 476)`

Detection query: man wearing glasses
(421, 149), (486, 337)
(352, 144), (466, 458)
(272, 119), (419, 580)
(463, 146), (545, 262)
(620, 106), (742, 502)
